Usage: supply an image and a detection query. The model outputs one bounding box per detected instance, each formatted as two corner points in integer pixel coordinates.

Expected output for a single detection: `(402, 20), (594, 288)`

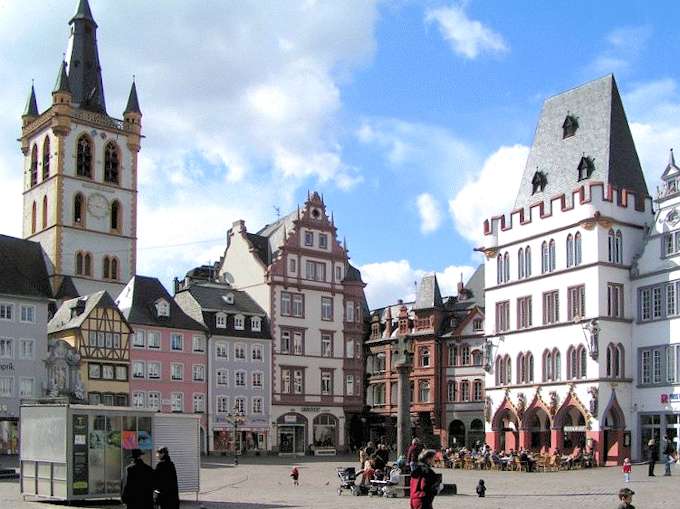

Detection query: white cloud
(359, 259), (475, 309)
(425, 4), (508, 60)
(0, 1), (378, 281)
(588, 25), (652, 76)
(416, 193), (443, 234)
(449, 144), (529, 244)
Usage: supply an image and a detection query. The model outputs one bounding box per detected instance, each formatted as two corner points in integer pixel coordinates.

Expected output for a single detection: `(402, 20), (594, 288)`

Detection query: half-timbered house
(47, 290), (132, 405)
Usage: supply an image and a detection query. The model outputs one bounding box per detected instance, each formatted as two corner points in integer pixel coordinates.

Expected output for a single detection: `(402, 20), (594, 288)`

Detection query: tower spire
(53, 60), (71, 94)
(65, 0), (106, 113)
(124, 78), (141, 115)
(23, 83), (38, 118)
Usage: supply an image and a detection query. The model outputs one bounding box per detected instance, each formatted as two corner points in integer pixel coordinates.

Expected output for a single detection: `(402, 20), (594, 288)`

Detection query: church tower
(20, 0), (142, 299)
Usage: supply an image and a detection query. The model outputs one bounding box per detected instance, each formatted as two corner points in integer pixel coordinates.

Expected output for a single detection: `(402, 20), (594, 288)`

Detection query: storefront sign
(0, 362), (13, 372)
(72, 414), (89, 495)
(563, 425), (587, 432)
(284, 415), (297, 423)
(661, 393), (680, 403)
(301, 407), (320, 412)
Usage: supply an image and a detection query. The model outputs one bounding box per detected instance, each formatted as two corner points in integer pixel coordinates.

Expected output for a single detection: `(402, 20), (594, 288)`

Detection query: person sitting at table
(520, 449), (536, 472)
(357, 459), (375, 486)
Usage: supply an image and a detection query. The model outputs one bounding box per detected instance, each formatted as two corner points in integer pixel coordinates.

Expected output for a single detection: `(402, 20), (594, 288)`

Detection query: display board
(20, 406), (67, 462)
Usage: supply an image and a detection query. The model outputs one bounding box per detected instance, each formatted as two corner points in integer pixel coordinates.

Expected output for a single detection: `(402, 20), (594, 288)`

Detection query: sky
(1, 0), (680, 309)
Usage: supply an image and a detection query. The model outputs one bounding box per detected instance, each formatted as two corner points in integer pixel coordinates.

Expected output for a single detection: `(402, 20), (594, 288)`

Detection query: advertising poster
(72, 415), (89, 495)
(122, 430), (138, 450)
(137, 431), (152, 450)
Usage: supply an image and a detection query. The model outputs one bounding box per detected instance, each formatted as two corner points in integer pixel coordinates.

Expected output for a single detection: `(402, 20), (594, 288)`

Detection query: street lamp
(226, 405), (246, 465)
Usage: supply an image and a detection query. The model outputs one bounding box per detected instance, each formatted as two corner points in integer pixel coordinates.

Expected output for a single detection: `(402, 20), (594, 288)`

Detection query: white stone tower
(20, 0), (142, 299)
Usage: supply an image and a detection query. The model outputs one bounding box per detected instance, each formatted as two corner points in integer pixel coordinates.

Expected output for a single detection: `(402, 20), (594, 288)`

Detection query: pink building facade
(116, 276), (209, 452)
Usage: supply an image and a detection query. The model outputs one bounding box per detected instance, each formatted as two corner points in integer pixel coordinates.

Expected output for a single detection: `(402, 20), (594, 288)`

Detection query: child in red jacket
(290, 466), (299, 486)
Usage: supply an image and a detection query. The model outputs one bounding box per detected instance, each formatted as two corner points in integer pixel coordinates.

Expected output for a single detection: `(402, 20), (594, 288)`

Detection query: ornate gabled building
(365, 269), (485, 449)
(47, 290), (132, 406)
(630, 150), (680, 460)
(480, 75), (652, 465)
(20, 0), (142, 299)
(217, 191), (368, 454)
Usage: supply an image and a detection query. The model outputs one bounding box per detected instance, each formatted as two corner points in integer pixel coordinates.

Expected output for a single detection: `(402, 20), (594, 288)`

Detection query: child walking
(290, 466), (300, 486)
(622, 457), (631, 483)
(476, 479), (486, 497)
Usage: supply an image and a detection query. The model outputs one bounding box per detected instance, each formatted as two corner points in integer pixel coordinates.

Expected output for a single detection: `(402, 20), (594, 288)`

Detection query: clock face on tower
(87, 193), (109, 218)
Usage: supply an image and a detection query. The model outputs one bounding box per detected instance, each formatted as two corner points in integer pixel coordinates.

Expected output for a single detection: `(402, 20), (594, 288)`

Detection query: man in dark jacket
(122, 449), (154, 509)
(409, 450), (440, 509)
(154, 447), (180, 509)
(648, 439), (659, 476)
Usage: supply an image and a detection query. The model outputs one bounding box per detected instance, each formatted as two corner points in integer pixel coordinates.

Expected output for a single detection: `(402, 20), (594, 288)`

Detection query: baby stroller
(336, 467), (360, 496)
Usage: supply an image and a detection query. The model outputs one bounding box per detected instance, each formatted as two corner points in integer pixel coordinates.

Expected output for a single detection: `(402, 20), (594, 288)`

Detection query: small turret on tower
(50, 60), (73, 137)
(22, 84), (38, 126)
(123, 79), (142, 153)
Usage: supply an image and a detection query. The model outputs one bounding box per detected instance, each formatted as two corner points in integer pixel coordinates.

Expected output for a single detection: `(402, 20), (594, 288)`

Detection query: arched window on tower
(76, 252), (84, 275)
(615, 230), (623, 264)
(111, 200), (121, 232)
(548, 239), (556, 271)
(505, 356), (512, 385)
(566, 234), (574, 267)
(31, 201), (36, 234)
(525, 246), (532, 277)
(497, 253), (503, 284)
(103, 256), (110, 279)
(473, 379), (483, 401)
(42, 196), (48, 229)
(517, 353), (525, 384)
(460, 380), (469, 402)
(527, 352), (534, 382)
(30, 145), (38, 187)
(76, 135), (92, 178)
(541, 241), (549, 273)
(608, 229), (615, 262)
(84, 252), (92, 277)
(73, 193), (85, 226)
(568, 346), (577, 379)
(543, 349), (552, 381)
(503, 252), (510, 282)
(42, 136), (50, 180)
(574, 232), (582, 265)
(104, 142), (120, 184)
(518, 248), (524, 279)
(578, 345), (587, 378)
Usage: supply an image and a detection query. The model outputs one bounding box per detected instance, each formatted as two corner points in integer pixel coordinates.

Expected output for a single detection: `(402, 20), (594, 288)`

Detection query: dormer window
(216, 312), (227, 328)
(223, 293), (235, 305)
(577, 156), (595, 181)
(251, 316), (261, 332)
(234, 314), (245, 330)
(155, 299), (170, 318)
(531, 171), (547, 195)
(562, 114), (578, 138)
(319, 234), (328, 249)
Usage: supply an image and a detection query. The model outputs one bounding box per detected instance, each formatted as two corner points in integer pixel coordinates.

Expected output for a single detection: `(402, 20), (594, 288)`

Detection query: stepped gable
(513, 75), (648, 212)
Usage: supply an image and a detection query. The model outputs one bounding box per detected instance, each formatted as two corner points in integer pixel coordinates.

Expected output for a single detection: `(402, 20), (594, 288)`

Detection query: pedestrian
(290, 466), (300, 486)
(121, 449), (154, 509)
(476, 479), (486, 498)
(622, 457), (631, 483)
(647, 438), (658, 476)
(409, 449), (441, 509)
(406, 438), (423, 472)
(616, 487), (635, 509)
(153, 447), (180, 509)
(663, 436), (675, 476)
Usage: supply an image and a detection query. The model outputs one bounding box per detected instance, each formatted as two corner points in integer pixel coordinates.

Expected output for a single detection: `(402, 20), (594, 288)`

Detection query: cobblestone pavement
(0, 456), (677, 508)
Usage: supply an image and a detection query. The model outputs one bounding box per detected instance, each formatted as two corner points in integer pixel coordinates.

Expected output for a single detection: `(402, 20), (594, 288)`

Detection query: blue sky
(1, 1), (680, 307)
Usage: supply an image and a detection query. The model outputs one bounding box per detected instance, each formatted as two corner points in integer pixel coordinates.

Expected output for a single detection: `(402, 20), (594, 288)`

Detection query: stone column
(396, 364), (412, 456)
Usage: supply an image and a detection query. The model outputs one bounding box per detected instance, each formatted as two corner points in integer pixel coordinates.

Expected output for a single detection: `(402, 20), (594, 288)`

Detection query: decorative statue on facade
(587, 386), (598, 416)
(483, 340), (493, 372)
(484, 397), (492, 423)
(516, 392), (526, 418)
(46, 338), (82, 400)
(549, 391), (559, 416)
(583, 318), (600, 360)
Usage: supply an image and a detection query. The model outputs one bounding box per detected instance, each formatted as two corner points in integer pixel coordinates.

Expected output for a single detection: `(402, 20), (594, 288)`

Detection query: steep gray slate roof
(117, 276), (205, 331)
(0, 235), (52, 299)
(255, 209), (298, 259)
(245, 232), (271, 265)
(343, 263), (364, 283)
(54, 276), (80, 300)
(514, 74), (648, 210)
(413, 274), (443, 310)
(184, 284), (265, 315)
(456, 264), (484, 309)
(48, 290), (123, 334)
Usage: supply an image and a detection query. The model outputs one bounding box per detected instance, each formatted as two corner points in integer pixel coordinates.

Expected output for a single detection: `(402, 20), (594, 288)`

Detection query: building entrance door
(278, 425), (305, 455)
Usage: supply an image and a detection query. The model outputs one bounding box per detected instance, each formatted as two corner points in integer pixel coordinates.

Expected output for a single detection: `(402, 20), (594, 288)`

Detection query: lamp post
(226, 405), (246, 466)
